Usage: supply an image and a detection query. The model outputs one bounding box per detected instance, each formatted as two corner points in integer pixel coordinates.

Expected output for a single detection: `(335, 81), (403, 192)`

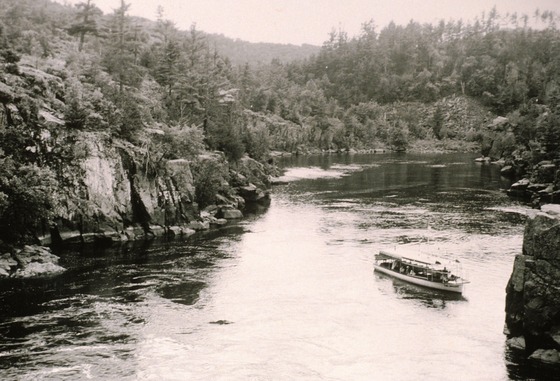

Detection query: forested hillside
(1, 0), (560, 245)
(205, 34), (320, 65)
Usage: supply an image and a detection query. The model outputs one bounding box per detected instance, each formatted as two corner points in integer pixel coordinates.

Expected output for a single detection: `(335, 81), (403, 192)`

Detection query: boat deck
(374, 249), (468, 294)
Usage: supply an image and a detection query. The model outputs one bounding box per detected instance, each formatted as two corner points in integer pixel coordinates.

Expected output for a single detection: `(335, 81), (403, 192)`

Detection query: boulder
(529, 349), (560, 365)
(218, 207), (243, 220)
(0, 253), (18, 276)
(511, 178), (530, 190)
(167, 226), (183, 237)
(187, 220), (210, 231)
(238, 183), (271, 203)
(500, 165), (515, 177)
(10, 245), (65, 278)
(522, 212), (560, 260)
(535, 162), (557, 183)
(149, 225), (167, 237)
(57, 229), (83, 244)
(211, 218), (228, 226)
(183, 228), (196, 237)
(81, 232), (97, 244)
(507, 336), (526, 350)
(236, 156), (271, 189)
(527, 183), (549, 192)
(507, 178), (532, 200)
(124, 226), (146, 240)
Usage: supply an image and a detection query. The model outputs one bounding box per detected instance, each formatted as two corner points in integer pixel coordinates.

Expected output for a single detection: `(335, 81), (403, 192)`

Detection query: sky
(57, 0), (560, 45)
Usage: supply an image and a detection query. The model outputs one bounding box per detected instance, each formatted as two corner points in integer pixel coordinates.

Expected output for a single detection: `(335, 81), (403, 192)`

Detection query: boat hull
(373, 264), (464, 294)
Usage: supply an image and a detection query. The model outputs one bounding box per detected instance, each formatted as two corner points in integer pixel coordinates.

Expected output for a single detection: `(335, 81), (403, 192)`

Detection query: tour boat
(374, 248), (469, 294)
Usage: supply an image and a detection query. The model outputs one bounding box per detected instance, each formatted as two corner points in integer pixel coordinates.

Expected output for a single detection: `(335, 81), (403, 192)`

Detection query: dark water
(0, 153), (550, 380)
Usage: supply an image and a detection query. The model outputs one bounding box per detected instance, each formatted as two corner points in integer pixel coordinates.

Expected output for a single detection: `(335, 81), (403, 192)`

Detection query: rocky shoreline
(505, 204), (560, 365)
(468, 156), (560, 208)
(0, 132), (274, 278)
(0, 197), (268, 279)
(506, 166), (560, 207)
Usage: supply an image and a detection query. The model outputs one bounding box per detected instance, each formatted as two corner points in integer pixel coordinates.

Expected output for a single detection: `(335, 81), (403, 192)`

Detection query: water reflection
(375, 272), (467, 309)
(0, 229), (253, 379)
(0, 153), (534, 380)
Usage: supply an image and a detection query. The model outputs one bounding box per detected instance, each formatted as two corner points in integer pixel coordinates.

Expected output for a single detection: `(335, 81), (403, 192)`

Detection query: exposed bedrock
(505, 204), (560, 365)
(39, 133), (272, 248)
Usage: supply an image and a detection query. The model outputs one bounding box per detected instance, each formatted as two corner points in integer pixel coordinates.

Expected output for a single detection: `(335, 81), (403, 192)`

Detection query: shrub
(0, 157), (58, 244)
(154, 124), (206, 160)
(191, 157), (229, 208)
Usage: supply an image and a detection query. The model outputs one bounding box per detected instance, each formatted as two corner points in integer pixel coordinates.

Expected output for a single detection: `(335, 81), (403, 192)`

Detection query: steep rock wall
(505, 204), (560, 364)
(46, 132), (271, 246)
(50, 132), (199, 244)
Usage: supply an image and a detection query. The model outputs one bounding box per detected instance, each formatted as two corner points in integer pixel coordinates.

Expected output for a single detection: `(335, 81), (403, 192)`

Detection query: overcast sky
(57, 0), (560, 45)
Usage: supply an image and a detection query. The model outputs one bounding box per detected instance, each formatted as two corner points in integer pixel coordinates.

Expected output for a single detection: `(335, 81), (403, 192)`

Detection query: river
(0, 152), (550, 380)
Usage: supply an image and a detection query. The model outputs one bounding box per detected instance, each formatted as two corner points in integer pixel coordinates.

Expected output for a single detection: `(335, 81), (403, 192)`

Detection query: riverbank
(269, 139), (481, 158)
(0, 144), (275, 278)
(0, 201), (271, 279)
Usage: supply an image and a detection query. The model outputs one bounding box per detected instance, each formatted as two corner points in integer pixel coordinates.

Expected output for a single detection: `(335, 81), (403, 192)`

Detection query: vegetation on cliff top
(1, 0), (560, 244)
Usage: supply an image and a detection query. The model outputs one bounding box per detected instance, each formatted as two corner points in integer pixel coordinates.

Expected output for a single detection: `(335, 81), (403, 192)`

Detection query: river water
(0, 152), (550, 380)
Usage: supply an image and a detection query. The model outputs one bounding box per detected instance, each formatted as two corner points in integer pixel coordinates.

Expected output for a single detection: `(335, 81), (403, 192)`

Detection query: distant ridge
(205, 33), (321, 65)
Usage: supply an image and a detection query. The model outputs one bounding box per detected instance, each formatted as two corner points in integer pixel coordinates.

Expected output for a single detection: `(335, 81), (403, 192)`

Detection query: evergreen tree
(102, 0), (142, 92)
(68, 0), (102, 52)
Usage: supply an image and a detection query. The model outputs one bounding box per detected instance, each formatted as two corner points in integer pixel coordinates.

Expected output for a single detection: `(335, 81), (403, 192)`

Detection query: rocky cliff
(43, 131), (272, 246)
(48, 132), (195, 244)
(505, 204), (560, 365)
(0, 58), (274, 277)
(0, 132), (272, 277)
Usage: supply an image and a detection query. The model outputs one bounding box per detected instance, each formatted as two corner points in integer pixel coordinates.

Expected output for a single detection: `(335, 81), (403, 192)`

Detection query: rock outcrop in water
(505, 204), (560, 365)
(0, 245), (64, 278)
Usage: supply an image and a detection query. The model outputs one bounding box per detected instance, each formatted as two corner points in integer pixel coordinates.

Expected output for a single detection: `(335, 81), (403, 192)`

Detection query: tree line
(0, 0), (559, 243)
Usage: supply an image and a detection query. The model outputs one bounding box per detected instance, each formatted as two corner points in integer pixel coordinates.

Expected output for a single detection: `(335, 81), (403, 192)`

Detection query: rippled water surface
(0, 153), (549, 380)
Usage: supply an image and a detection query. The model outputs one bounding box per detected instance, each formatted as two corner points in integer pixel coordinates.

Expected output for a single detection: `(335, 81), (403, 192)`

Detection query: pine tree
(103, 0), (142, 93)
(68, 0), (102, 52)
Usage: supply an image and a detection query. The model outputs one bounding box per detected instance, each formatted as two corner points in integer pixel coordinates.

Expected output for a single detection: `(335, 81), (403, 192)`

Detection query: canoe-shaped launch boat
(374, 248), (469, 294)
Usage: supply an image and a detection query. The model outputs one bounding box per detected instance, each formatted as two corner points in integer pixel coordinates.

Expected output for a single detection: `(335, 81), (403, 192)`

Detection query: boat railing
(375, 252), (469, 285)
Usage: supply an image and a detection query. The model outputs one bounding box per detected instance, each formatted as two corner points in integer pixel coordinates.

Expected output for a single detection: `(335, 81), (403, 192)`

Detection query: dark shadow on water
(157, 280), (206, 305)
(505, 346), (560, 381)
(374, 272), (467, 309)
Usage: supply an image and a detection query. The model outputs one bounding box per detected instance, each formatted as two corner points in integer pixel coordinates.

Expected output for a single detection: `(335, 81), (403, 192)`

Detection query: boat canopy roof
(377, 249), (451, 270)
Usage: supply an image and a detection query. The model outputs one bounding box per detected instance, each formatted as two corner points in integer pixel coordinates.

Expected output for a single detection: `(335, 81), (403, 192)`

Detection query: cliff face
(0, 62), (272, 252)
(46, 132), (197, 244)
(505, 204), (560, 364)
(44, 132), (270, 246)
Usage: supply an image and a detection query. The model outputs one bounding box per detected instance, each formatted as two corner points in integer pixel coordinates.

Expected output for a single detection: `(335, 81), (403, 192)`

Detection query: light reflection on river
(0, 152), (551, 380)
